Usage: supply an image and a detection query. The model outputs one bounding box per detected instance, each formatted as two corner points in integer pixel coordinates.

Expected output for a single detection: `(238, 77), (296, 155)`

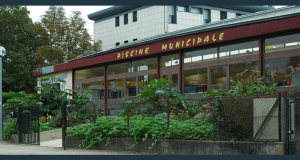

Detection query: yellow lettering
(145, 47), (149, 54)
(197, 37), (202, 44)
(186, 39), (191, 46)
(193, 38), (195, 45)
(135, 50), (137, 55)
(125, 51), (129, 57)
(122, 52), (124, 58)
(139, 49), (143, 55)
(219, 32), (224, 40)
(212, 34), (216, 41)
(182, 41), (185, 47)
(162, 44), (168, 50)
(130, 50), (134, 57)
(204, 36), (209, 43)
(176, 41), (180, 48)
(117, 53), (121, 59)
(169, 43), (174, 49)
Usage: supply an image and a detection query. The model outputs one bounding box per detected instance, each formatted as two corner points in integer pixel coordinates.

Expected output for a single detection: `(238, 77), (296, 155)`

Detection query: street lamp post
(0, 46), (6, 139)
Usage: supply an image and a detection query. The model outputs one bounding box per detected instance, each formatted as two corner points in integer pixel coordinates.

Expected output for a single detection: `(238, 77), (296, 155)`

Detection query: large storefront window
(265, 56), (300, 86)
(125, 77), (136, 97)
(132, 57), (157, 72)
(161, 53), (179, 68)
(219, 40), (259, 59)
(138, 74), (157, 93)
(184, 48), (217, 63)
(184, 68), (207, 93)
(75, 66), (104, 79)
(108, 78), (124, 99)
(107, 62), (131, 75)
(210, 66), (226, 91)
(229, 61), (259, 86)
(265, 33), (300, 53)
(82, 81), (105, 101)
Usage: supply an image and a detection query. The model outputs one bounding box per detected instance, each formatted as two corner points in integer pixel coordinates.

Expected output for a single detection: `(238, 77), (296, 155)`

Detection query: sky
(26, 6), (112, 39)
(26, 5), (286, 40)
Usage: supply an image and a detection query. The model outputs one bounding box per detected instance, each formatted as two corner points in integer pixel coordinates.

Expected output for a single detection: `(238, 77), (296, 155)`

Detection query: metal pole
(127, 103), (129, 136)
(0, 56), (2, 139)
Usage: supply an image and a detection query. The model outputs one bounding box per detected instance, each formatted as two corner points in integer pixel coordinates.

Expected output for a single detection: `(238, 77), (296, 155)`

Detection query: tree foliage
(33, 6), (102, 67)
(0, 6), (39, 92)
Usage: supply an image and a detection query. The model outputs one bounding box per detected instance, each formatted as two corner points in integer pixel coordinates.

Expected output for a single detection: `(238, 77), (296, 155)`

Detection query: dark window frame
(133, 11), (137, 22)
(115, 17), (119, 27)
(124, 14), (128, 25)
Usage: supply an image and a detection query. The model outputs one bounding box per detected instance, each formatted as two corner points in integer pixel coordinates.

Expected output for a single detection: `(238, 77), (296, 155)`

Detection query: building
(88, 5), (273, 51)
(33, 6), (300, 116)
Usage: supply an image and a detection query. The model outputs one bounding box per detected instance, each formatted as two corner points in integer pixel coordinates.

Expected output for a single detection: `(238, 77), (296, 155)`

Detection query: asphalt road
(0, 140), (156, 155)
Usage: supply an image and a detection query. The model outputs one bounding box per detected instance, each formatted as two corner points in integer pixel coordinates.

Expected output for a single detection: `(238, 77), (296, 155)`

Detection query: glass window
(75, 66), (104, 80)
(172, 73), (178, 89)
(124, 14), (128, 25)
(82, 81), (105, 101)
(184, 68), (207, 93)
(161, 53), (179, 68)
(265, 33), (300, 53)
(108, 78), (124, 99)
(138, 74), (157, 93)
(219, 40), (259, 59)
(132, 57), (157, 72)
(191, 7), (202, 14)
(115, 17), (119, 27)
(133, 11), (137, 22)
(265, 56), (300, 86)
(220, 11), (227, 20)
(108, 62), (131, 75)
(184, 48), (217, 63)
(178, 6), (186, 12)
(125, 77), (136, 97)
(210, 66), (226, 91)
(229, 61), (259, 86)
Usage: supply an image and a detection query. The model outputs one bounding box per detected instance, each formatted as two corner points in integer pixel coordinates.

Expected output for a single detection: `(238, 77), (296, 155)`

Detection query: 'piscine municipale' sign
(116, 32), (225, 59)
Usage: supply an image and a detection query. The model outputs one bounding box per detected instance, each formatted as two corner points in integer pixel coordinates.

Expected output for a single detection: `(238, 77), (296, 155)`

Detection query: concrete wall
(66, 137), (284, 155)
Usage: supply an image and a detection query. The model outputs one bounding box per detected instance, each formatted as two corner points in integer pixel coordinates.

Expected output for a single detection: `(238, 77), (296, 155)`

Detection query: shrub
(3, 118), (17, 140)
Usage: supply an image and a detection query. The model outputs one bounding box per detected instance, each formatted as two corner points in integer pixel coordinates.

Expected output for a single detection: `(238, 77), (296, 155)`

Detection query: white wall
(37, 70), (73, 93)
(94, 6), (165, 51)
(168, 11), (203, 33)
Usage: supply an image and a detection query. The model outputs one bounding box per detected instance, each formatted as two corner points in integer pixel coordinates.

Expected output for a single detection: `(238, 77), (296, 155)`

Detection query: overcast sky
(26, 5), (286, 41)
(26, 6), (112, 39)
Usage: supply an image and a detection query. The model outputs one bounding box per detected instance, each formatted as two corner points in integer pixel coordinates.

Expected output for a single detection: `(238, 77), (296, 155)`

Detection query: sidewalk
(0, 140), (156, 155)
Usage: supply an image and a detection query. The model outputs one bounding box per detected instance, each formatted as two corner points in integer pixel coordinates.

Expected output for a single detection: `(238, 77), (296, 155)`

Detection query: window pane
(265, 56), (300, 86)
(265, 33), (300, 53)
(211, 66), (226, 91)
(184, 48), (217, 63)
(229, 61), (259, 86)
(219, 40), (259, 59)
(172, 73), (178, 89)
(125, 77), (136, 97)
(132, 57), (157, 72)
(161, 53), (179, 68)
(178, 6), (186, 12)
(191, 7), (201, 14)
(108, 79), (124, 99)
(82, 81), (105, 101)
(184, 68), (207, 93)
(138, 74), (157, 93)
(75, 66), (104, 80)
(108, 62), (131, 75)
(133, 11), (137, 22)
(124, 14), (128, 24)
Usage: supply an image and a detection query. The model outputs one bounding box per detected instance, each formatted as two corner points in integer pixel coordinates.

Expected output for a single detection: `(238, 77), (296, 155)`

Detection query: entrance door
(286, 98), (300, 155)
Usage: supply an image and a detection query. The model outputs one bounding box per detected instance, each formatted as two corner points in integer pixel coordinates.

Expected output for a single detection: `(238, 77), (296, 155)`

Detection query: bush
(3, 118), (17, 140)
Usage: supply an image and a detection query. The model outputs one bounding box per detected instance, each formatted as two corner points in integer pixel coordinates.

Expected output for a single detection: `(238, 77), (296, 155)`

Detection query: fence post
(127, 103), (130, 136)
(167, 101), (170, 129)
(93, 105), (96, 123)
(278, 92), (282, 142)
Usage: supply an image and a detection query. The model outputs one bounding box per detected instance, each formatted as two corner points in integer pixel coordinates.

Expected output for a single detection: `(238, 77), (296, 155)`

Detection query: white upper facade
(89, 5), (273, 51)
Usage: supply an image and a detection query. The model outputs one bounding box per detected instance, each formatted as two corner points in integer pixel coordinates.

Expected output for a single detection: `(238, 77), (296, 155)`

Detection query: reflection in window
(229, 61), (259, 86)
(108, 62), (131, 75)
(161, 53), (179, 68)
(265, 56), (300, 86)
(132, 57), (157, 72)
(108, 79), (124, 99)
(210, 66), (226, 91)
(82, 81), (105, 101)
(138, 74), (157, 93)
(172, 74), (178, 89)
(184, 48), (217, 63)
(126, 77), (136, 97)
(265, 33), (300, 53)
(184, 68), (207, 93)
(219, 40), (259, 59)
(75, 66), (104, 80)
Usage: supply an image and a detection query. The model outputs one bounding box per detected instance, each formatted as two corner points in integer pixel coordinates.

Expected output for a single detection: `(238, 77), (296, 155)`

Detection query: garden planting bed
(66, 136), (284, 155)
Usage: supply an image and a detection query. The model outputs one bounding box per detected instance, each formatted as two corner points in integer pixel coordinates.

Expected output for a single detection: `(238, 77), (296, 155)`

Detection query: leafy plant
(3, 118), (18, 140)
(40, 122), (56, 132)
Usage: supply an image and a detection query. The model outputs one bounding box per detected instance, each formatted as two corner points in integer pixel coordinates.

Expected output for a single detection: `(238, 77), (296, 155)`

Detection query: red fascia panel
(32, 69), (42, 76)
(53, 16), (300, 73)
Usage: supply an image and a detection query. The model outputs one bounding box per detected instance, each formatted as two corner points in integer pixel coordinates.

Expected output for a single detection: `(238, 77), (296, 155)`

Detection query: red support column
(104, 65), (108, 116)
(72, 69), (75, 99)
(179, 51), (183, 92)
(157, 55), (160, 79)
(259, 37), (264, 77)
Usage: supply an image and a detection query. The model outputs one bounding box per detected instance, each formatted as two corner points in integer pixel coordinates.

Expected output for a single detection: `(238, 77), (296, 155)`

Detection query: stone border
(66, 137), (285, 155)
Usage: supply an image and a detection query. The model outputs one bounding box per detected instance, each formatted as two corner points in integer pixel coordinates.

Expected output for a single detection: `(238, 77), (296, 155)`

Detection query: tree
(0, 6), (39, 92)
(33, 6), (102, 67)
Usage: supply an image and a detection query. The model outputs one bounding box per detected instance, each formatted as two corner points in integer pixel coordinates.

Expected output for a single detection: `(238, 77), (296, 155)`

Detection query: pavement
(0, 139), (157, 155)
